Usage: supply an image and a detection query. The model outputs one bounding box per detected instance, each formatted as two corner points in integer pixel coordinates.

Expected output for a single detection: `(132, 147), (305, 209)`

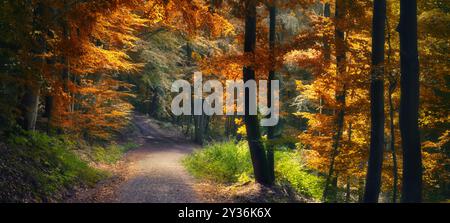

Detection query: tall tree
(398, 0), (422, 203)
(322, 0), (347, 202)
(386, 13), (398, 203)
(364, 0), (386, 203)
(243, 0), (270, 185)
(20, 2), (47, 131)
(266, 1), (277, 185)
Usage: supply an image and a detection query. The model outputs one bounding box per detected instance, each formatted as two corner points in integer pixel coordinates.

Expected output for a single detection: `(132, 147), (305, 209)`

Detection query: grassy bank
(183, 141), (324, 201)
(0, 130), (138, 202)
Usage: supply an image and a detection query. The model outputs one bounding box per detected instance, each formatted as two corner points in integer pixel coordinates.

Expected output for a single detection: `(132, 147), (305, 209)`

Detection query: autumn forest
(0, 0), (448, 204)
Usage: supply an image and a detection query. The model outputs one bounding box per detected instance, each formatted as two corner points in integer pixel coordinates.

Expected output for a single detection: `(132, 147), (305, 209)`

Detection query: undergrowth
(183, 140), (324, 200)
(0, 130), (137, 202)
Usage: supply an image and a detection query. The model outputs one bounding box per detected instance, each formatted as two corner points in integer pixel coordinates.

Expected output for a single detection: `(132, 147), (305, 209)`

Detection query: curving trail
(116, 115), (199, 203)
(71, 115), (201, 203)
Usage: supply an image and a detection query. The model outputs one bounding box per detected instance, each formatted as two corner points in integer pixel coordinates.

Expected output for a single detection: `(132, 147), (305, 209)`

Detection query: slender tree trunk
(389, 88), (398, 203)
(358, 179), (365, 202)
(346, 176), (351, 203)
(323, 2), (331, 62)
(20, 2), (46, 131)
(322, 0), (347, 202)
(225, 116), (230, 137)
(345, 123), (353, 202)
(398, 0), (422, 203)
(149, 88), (159, 117)
(61, 7), (72, 116)
(20, 87), (40, 131)
(386, 17), (398, 203)
(225, 115), (234, 137)
(266, 3), (277, 185)
(364, 0), (386, 203)
(317, 2), (330, 137)
(61, 4), (70, 97)
(186, 42), (193, 64)
(243, 0), (270, 185)
(331, 174), (339, 202)
(193, 99), (208, 145)
(184, 115), (191, 136)
(44, 96), (53, 133)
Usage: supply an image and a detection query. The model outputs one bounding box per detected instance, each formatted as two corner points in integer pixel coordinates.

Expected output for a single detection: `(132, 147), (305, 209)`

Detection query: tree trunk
(331, 174), (339, 203)
(266, 3), (277, 185)
(346, 176), (351, 203)
(358, 179), (365, 202)
(364, 0), (386, 203)
(243, 0), (270, 185)
(44, 95), (53, 133)
(20, 86), (40, 131)
(322, 0), (347, 202)
(398, 0), (422, 203)
(323, 2), (331, 62)
(61, 27), (70, 94)
(20, 2), (46, 131)
(345, 123), (353, 202)
(386, 16), (399, 203)
(149, 87), (159, 117)
(389, 90), (398, 203)
(317, 2), (331, 137)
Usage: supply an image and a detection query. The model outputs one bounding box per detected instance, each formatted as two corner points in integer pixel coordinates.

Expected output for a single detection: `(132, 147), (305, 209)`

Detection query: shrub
(0, 131), (105, 202)
(183, 140), (324, 200)
(183, 141), (253, 183)
(275, 150), (324, 200)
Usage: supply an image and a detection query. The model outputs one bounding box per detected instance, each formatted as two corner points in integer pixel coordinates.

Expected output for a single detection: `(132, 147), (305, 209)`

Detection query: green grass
(91, 142), (139, 164)
(275, 150), (324, 199)
(0, 131), (138, 202)
(183, 140), (324, 200)
(183, 141), (253, 183)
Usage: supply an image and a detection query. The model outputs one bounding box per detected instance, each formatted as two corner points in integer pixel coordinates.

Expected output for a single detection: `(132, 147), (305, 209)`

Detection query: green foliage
(275, 149), (324, 200)
(183, 141), (324, 200)
(183, 141), (253, 183)
(91, 142), (139, 164)
(0, 131), (109, 202)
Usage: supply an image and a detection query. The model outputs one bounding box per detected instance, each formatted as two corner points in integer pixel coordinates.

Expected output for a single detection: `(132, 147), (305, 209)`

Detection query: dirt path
(117, 115), (199, 203)
(72, 115), (200, 203)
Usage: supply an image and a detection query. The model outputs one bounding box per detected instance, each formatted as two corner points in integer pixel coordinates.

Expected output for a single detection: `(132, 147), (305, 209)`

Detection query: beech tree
(398, 0), (422, 203)
(364, 0), (386, 203)
(243, 0), (271, 185)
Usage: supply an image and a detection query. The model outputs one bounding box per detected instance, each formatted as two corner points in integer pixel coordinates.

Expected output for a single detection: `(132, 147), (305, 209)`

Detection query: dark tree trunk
(44, 95), (53, 133)
(194, 113), (206, 145)
(20, 87), (40, 131)
(323, 2), (331, 62)
(61, 25), (70, 94)
(149, 88), (159, 117)
(186, 42), (193, 65)
(345, 123), (353, 202)
(20, 2), (46, 131)
(389, 90), (398, 203)
(322, 0), (347, 202)
(331, 174), (339, 202)
(398, 0), (422, 203)
(317, 2), (331, 137)
(386, 16), (399, 203)
(266, 3), (277, 185)
(364, 0), (386, 203)
(243, 0), (270, 185)
(358, 179), (365, 202)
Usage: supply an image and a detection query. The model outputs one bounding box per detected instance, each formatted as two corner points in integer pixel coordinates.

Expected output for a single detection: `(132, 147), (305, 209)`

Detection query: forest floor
(69, 114), (200, 203)
(69, 114), (304, 203)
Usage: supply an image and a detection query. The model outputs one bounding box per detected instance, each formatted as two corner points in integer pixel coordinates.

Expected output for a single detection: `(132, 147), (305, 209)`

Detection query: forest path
(115, 115), (200, 203)
(70, 114), (200, 203)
